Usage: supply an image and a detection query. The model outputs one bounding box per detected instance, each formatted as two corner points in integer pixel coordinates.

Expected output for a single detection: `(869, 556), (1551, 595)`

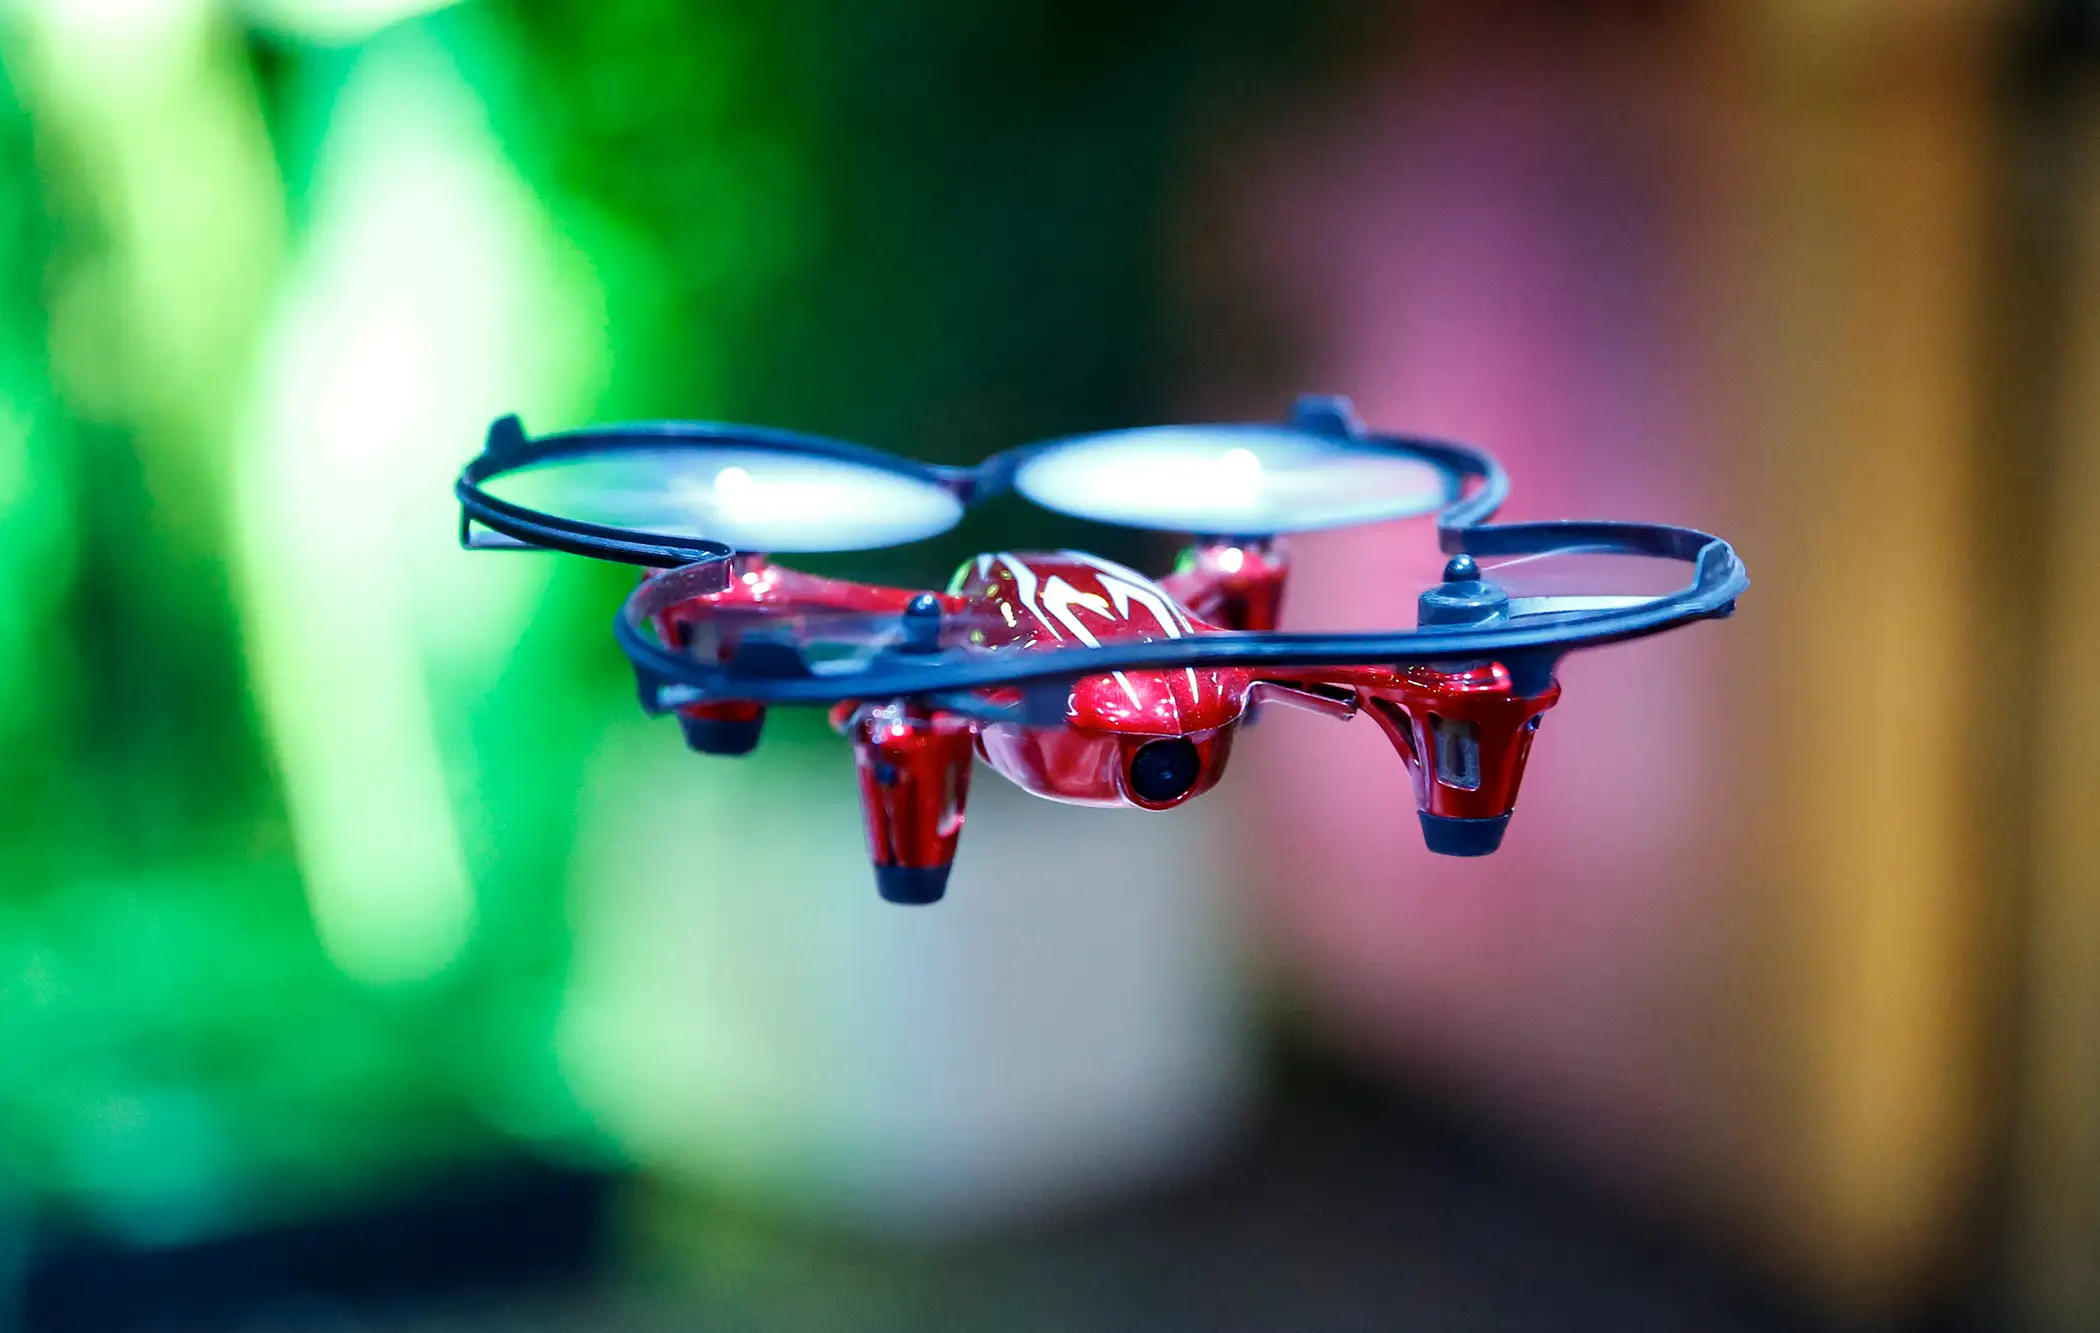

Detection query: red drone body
(653, 540), (1558, 904)
(455, 395), (1746, 906)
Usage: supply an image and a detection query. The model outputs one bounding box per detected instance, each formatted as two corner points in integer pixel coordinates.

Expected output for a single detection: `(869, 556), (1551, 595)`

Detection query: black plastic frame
(455, 398), (1747, 709)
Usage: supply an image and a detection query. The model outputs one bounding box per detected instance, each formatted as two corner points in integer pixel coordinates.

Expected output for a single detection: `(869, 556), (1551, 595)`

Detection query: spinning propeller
(459, 416), (969, 564)
(1008, 420), (1449, 535)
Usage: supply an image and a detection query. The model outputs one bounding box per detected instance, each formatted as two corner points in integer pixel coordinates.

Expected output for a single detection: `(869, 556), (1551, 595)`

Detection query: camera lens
(1128, 738), (1201, 804)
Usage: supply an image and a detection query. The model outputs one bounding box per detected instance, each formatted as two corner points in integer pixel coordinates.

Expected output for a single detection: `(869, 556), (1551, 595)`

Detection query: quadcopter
(456, 395), (1747, 904)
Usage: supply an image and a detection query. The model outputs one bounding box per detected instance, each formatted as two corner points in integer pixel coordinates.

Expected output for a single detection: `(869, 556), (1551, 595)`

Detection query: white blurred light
(26, 0), (204, 96)
(485, 448), (964, 553)
(242, 0), (463, 46)
(235, 31), (605, 984)
(711, 464), (753, 501)
(555, 720), (1254, 1236)
(1014, 426), (1445, 534)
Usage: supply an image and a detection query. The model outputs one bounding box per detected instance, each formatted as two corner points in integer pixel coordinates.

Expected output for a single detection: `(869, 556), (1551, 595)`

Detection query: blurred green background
(8, 2), (2100, 1331)
(0, 0), (1344, 1249)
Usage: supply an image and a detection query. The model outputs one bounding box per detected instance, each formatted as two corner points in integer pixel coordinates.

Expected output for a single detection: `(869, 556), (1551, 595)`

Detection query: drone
(456, 395), (1747, 905)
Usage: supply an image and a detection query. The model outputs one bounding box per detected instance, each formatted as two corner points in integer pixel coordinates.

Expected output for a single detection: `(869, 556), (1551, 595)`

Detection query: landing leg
(849, 703), (975, 904)
(676, 701), (766, 755)
(1360, 665), (1559, 857)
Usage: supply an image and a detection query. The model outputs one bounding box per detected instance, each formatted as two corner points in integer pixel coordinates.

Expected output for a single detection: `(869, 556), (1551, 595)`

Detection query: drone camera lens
(1128, 739), (1202, 804)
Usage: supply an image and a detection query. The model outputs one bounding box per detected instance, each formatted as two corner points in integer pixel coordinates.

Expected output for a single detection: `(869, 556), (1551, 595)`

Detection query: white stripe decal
(1098, 574), (1183, 640)
(1111, 671), (1144, 711)
(1068, 550), (1151, 584)
(1042, 574), (1145, 710)
(999, 554), (1204, 718)
(1073, 550), (1197, 634)
(998, 554), (1052, 639)
(1040, 577), (1109, 647)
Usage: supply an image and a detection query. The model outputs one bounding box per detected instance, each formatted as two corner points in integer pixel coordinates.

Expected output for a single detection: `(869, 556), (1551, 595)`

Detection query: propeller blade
(1466, 544), (1691, 624)
(1011, 422), (1449, 536)
(1503, 593), (1659, 617)
(466, 422), (965, 559)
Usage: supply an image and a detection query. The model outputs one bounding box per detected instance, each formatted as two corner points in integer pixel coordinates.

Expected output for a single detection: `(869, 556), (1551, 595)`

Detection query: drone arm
(657, 557), (965, 620)
(1160, 538), (1289, 632)
(1269, 662), (1560, 856)
(1246, 679), (1358, 721)
(642, 559), (965, 755)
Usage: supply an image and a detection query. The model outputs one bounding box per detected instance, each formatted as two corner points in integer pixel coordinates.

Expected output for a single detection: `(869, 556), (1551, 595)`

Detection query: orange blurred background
(1194, 5), (2100, 1324)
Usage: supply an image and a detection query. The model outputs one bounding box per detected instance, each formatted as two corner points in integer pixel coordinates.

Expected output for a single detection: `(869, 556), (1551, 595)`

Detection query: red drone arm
(1272, 661), (1560, 856)
(1160, 538), (1290, 632)
(643, 557), (963, 755)
(643, 559), (978, 902)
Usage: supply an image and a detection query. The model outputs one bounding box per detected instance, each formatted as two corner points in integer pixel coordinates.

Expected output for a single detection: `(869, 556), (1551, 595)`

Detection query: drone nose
(1127, 738), (1202, 805)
